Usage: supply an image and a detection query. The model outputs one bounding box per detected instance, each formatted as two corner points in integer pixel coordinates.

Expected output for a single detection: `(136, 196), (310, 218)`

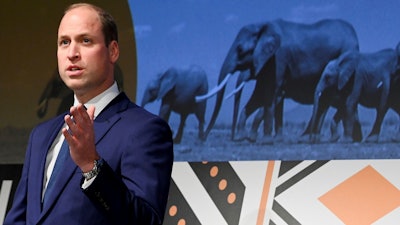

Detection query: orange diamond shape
(319, 165), (400, 225)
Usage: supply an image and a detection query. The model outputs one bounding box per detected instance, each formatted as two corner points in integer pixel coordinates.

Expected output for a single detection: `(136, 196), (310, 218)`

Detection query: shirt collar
(73, 82), (120, 119)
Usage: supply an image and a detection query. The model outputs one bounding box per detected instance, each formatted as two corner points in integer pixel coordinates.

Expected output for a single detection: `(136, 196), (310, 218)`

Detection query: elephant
(308, 46), (400, 143)
(37, 63), (124, 118)
(36, 69), (73, 118)
(141, 65), (208, 144)
(196, 19), (359, 143)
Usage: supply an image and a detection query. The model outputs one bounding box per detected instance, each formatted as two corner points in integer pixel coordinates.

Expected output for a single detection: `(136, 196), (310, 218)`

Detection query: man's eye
(83, 38), (91, 43)
(60, 40), (70, 45)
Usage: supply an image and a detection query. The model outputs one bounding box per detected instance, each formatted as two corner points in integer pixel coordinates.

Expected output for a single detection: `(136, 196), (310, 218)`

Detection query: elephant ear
(157, 69), (177, 99)
(338, 51), (358, 90)
(253, 25), (281, 76)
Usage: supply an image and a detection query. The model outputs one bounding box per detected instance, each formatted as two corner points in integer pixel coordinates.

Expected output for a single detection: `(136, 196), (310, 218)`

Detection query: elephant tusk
(225, 81), (246, 100)
(195, 73), (232, 102)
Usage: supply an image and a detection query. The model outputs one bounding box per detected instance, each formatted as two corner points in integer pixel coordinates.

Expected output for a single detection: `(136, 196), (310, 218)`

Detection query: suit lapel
(31, 115), (66, 217)
(35, 115), (67, 216)
(93, 92), (129, 143)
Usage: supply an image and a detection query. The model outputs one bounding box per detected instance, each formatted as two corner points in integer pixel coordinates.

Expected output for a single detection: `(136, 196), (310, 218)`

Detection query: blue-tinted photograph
(130, 0), (400, 161)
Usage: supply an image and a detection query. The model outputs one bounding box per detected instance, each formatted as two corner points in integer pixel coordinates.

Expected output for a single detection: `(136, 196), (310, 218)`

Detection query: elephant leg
(258, 105), (275, 145)
(300, 120), (312, 138)
(159, 103), (172, 134)
(159, 103), (171, 121)
(365, 107), (388, 143)
(301, 104), (328, 144)
(342, 97), (359, 143)
(390, 106), (400, 142)
(330, 109), (342, 142)
(235, 92), (263, 142)
(195, 103), (206, 141)
(311, 109), (328, 143)
(248, 108), (263, 142)
(57, 93), (74, 115)
(174, 114), (188, 144)
(335, 102), (362, 142)
(235, 109), (248, 141)
(352, 109), (363, 142)
(273, 99), (284, 142)
(365, 86), (390, 142)
(299, 92), (331, 143)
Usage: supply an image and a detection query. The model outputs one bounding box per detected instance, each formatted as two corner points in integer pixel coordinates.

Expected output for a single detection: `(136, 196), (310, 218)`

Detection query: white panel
(230, 160), (269, 225)
(0, 180), (13, 225)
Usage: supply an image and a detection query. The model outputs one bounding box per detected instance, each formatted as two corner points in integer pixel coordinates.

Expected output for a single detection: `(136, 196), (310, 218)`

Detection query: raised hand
(62, 104), (99, 172)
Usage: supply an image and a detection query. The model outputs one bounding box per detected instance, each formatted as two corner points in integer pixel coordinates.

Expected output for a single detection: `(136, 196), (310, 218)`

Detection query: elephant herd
(39, 18), (400, 145)
(142, 18), (400, 144)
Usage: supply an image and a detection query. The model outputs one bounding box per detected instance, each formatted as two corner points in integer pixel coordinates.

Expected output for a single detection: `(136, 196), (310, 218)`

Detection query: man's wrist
(82, 158), (104, 181)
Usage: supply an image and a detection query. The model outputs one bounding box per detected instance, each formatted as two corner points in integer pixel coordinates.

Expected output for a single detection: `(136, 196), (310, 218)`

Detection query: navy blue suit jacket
(4, 92), (174, 225)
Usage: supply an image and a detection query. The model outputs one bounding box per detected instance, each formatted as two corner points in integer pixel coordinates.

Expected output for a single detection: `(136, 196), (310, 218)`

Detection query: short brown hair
(64, 3), (118, 46)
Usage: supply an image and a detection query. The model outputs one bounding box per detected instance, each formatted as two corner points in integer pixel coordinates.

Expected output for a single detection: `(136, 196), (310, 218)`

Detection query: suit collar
(75, 82), (120, 119)
(94, 92), (130, 122)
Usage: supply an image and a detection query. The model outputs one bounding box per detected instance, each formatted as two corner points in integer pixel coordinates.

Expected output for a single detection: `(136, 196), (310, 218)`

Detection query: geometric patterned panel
(2, 161), (400, 225)
(271, 160), (400, 224)
(189, 162), (245, 225)
(163, 179), (201, 225)
(319, 165), (400, 225)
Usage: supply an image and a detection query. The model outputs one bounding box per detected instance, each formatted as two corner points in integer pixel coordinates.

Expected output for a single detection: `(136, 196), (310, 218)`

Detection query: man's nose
(67, 43), (80, 60)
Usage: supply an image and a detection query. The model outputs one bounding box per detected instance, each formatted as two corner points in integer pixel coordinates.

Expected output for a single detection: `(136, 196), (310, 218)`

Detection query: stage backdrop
(1, 1), (400, 225)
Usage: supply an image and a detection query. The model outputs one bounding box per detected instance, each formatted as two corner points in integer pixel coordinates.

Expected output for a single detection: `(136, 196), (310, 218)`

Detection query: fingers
(69, 104), (90, 124)
(63, 104), (95, 137)
(62, 104), (98, 170)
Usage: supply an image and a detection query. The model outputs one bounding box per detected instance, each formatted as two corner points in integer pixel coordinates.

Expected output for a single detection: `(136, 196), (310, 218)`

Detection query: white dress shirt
(42, 82), (120, 199)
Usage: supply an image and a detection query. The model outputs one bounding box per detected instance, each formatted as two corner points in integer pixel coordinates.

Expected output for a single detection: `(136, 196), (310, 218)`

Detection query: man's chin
(66, 83), (86, 93)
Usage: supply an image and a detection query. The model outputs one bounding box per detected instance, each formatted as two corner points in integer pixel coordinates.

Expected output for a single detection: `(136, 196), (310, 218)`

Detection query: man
(4, 3), (173, 225)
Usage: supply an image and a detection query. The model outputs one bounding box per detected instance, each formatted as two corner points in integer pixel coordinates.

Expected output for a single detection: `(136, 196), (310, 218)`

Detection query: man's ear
(109, 40), (120, 63)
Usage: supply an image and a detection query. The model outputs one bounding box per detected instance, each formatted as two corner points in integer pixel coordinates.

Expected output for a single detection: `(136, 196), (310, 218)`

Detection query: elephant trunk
(36, 79), (54, 118)
(310, 91), (322, 135)
(231, 81), (246, 140)
(36, 99), (49, 118)
(202, 38), (246, 139)
(203, 61), (239, 139)
(230, 70), (251, 140)
(203, 85), (226, 140)
(309, 88), (331, 142)
(141, 94), (151, 107)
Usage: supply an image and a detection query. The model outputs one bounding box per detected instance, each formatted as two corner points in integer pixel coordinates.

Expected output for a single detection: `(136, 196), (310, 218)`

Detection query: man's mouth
(66, 66), (84, 76)
(67, 66), (82, 72)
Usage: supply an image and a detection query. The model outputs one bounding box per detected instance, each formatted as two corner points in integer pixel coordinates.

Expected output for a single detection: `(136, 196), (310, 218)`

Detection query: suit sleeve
(82, 115), (174, 225)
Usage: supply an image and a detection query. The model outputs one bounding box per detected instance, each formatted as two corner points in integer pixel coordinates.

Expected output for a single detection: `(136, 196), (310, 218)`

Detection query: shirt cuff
(81, 175), (97, 189)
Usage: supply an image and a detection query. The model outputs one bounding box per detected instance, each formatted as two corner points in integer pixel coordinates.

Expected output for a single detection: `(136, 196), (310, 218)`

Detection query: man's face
(57, 6), (118, 102)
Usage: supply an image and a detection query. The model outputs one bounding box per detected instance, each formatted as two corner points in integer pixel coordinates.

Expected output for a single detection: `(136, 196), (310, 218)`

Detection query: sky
(128, 0), (400, 126)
